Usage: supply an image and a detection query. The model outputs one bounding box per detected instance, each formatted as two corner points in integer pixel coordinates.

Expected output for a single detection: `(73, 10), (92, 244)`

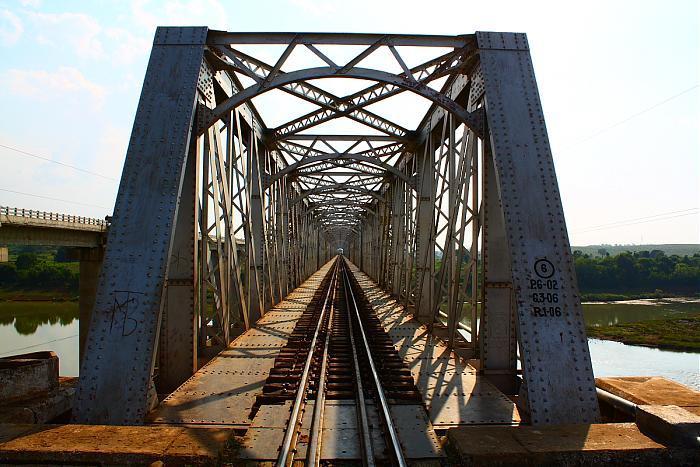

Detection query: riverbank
(582, 291), (699, 302)
(0, 289), (77, 302)
(586, 314), (700, 352)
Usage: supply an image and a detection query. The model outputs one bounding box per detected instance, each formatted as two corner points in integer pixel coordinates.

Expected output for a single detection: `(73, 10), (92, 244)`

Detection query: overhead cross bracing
(73, 27), (601, 430)
(201, 31), (481, 252)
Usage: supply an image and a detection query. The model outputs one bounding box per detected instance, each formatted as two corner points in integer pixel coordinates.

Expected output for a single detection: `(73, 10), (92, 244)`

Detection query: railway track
(257, 256), (417, 466)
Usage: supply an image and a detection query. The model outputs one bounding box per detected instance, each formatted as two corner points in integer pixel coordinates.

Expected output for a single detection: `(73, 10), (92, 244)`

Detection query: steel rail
(342, 260), (376, 467)
(277, 259), (339, 466)
(341, 260), (407, 467)
(306, 270), (337, 465)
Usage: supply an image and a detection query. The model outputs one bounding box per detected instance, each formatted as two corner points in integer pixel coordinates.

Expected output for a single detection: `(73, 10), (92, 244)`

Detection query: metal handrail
(0, 206), (107, 226)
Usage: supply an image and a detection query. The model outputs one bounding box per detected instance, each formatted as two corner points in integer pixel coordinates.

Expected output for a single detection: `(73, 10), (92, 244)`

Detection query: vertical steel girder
(414, 140), (435, 323)
(480, 141), (517, 392)
(477, 32), (599, 423)
(75, 28), (597, 427)
(158, 138), (199, 394)
(74, 27), (208, 424)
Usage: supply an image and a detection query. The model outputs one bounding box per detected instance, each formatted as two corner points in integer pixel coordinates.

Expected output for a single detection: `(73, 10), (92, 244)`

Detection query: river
(1, 299), (698, 390)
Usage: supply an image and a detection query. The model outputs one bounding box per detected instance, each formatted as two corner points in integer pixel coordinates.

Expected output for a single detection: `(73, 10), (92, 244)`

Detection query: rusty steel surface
(241, 256), (443, 466)
(73, 26), (210, 425)
(241, 257), (442, 462)
(476, 31), (599, 425)
(148, 261), (335, 427)
(349, 262), (521, 428)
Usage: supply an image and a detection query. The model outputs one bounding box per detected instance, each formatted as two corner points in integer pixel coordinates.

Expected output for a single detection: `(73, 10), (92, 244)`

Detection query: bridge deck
(349, 264), (521, 428)
(150, 260), (520, 430)
(149, 260), (335, 427)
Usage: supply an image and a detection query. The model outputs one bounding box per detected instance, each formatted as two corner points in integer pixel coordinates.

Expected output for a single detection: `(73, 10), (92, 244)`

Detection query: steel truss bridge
(63, 27), (601, 442)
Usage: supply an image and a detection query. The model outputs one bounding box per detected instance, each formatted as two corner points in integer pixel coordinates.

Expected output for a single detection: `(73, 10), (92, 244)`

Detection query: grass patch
(581, 291), (672, 302)
(586, 314), (700, 352)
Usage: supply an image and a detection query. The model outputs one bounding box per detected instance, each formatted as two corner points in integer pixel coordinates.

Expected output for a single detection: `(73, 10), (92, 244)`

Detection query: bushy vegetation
(573, 250), (700, 295)
(1, 246), (698, 299)
(572, 244), (699, 258)
(0, 248), (78, 292)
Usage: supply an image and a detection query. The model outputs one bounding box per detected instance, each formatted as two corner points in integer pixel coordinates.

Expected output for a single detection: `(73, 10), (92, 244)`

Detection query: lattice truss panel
(74, 28), (599, 427)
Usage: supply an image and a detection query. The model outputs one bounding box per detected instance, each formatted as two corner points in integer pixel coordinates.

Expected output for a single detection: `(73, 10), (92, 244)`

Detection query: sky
(0, 0), (698, 246)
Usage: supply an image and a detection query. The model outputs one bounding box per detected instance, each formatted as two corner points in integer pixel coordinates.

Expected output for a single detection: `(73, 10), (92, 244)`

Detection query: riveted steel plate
(74, 26), (208, 425)
(390, 405), (444, 458)
(225, 327), (290, 348)
(150, 365), (267, 426)
(240, 401), (312, 460)
(394, 335), (453, 361)
(218, 348), (280, 359)
(477, 31), (599, 424)
(150, 259), (332, 427)
(151, 392), (258, 426)
(249, 401), (296, 429)
(415, 365), (520, 428)
(226, 341), (286, 349)
(238, 428), (288, 460)
(319, 401), (386, 459)
(255, 321), (297, 332)
(386, 325), (434, 341)
(241, 400), (442, 461)
(426, 391), (520, 427)
(348, 265), (520, 429)
(407, 356), (475, 377)
(250, 314), (303, 334)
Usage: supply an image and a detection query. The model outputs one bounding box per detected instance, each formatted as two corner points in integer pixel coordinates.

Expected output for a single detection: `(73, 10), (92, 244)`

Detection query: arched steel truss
(75, 27), (599, 428)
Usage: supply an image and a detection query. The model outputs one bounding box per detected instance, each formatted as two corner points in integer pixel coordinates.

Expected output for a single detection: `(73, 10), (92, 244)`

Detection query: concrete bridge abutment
(70, 246), (104, 366)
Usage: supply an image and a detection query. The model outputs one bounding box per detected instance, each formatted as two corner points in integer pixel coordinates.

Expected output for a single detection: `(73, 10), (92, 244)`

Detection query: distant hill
(572, 244), (700, 257)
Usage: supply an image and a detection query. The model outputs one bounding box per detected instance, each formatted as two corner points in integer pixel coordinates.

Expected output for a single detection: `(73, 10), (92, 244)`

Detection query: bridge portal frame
(73, 27), (599, 427)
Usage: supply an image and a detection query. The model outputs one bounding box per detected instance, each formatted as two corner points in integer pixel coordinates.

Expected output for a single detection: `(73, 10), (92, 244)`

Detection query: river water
(1, 299), (698, 390)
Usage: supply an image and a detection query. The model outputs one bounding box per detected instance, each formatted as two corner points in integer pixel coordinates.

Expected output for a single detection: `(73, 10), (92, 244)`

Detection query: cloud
(20, 0), (42, 7)
(0, 9), (23, 46)
(288, 0), (338, 17)
(105, 27), (150, 65)
(23, 10), (151, 65)
(0, 66), (106, 107)
(130, 0), (229, 31)
(26, 11), (104, 59)
(93, 124), (129, 175)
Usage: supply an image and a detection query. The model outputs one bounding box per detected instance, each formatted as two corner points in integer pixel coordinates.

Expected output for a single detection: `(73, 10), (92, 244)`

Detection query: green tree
(0, 263), (17, 285)
(15, 253), (39, 270)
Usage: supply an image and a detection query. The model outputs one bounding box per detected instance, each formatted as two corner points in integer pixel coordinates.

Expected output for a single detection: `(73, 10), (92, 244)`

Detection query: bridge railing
(0, 206), (107, 226)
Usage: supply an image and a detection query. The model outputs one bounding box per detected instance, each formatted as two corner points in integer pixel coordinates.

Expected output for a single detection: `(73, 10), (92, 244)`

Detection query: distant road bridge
(0, 206), (107, 248)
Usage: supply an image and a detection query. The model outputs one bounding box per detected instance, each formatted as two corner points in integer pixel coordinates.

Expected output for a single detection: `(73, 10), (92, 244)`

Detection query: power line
(0, 188), (110, 210)
(0, 143), (118, 181)
(562, 84), (699, 150)
(0, 334), (78, 357)
(575, 208), (699, 234)
(576, 208), (698, 230)
(579, 212), (698, 233)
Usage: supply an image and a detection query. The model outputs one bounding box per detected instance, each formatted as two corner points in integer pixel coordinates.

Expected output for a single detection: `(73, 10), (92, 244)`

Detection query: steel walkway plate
(349, 263), (521, 428)
(240, 401), (442, 460)
(148, 261), (335, 427)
